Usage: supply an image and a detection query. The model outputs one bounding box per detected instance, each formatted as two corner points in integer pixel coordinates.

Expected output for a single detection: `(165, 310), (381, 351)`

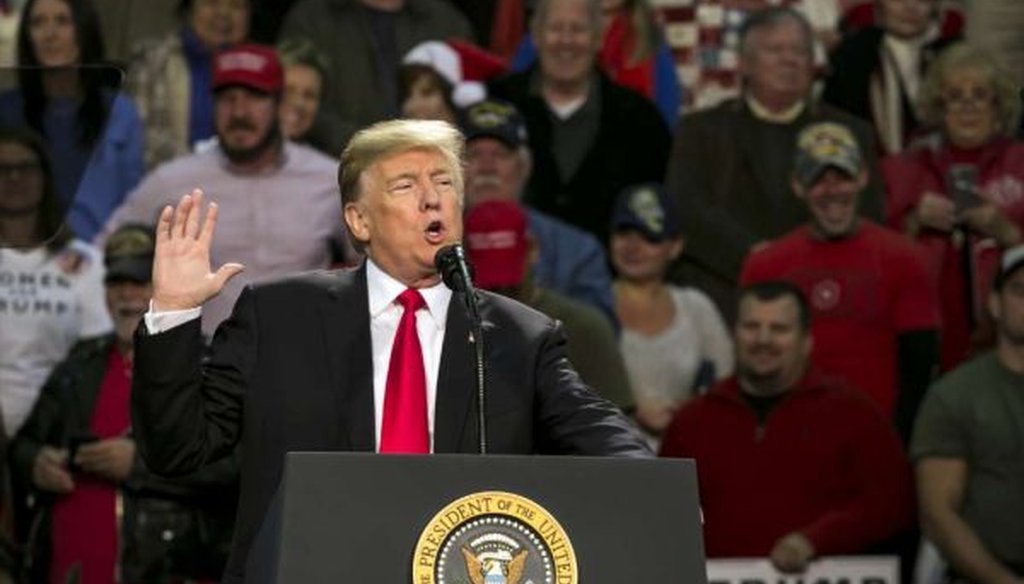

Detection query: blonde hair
(338, 119), (466, 206)
(918, 43), (1022, 136)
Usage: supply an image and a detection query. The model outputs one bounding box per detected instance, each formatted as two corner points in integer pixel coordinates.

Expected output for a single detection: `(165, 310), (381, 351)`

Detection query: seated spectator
(666, 6), (884, 323)
(0, 126), (110, 437)
(660, 282), (915, 573)
(509, 0), (683, 126)
(741, 121), (939, 443)
(277, 37), (328, 149)
(461, 98), (616, 324)
(10, 224), (237, 584)
(126, 0), (250, 170)
(102, 45), (355, 338)
(0, 0), (144, 242)
(400, 40), (506, 123)
(464, 199), (633, 409)
(279, 0), (473, 156)
(912, 245), (1024, 584)
(610, 183), (732, 443)
(883, 43), (1024, 370)
(489, 0), (670, 246)
(824, 0), (957, 155)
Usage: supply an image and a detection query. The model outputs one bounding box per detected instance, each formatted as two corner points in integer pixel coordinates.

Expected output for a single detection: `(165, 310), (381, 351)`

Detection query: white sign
(707, 556), (899, 584)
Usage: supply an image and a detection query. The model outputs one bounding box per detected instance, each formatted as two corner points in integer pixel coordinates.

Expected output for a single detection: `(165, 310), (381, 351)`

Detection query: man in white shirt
(101, 43), (356, 337)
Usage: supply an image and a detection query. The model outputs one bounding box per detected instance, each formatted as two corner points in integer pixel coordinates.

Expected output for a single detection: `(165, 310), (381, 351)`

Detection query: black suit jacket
(131, 264), (650, 583)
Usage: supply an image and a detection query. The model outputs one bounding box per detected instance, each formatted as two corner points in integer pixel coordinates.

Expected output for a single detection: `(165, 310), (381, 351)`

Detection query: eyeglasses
(0, 161), (41, 179)
(940, 87), (997, 112)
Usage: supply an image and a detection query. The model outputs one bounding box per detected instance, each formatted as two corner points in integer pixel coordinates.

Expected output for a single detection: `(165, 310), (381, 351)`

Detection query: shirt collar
(745, 95), (806, 124)
(366, 258), (451, 329)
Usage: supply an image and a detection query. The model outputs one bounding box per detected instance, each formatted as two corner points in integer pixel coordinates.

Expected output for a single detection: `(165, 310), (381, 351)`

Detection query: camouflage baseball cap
(793, 122), (863, 187)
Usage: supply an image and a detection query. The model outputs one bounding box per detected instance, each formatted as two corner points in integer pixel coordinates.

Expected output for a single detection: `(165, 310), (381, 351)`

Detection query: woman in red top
(882, 43), (1024, 370)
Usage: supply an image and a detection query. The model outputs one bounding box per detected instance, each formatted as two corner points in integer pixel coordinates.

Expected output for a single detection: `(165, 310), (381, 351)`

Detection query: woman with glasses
(0, 126), (111, 438)
(0, 0), (144, 242)
(882, 43), (1024, 370)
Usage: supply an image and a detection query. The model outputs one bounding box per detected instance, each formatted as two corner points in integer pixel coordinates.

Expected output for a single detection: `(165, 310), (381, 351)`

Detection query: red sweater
(659, 370), (914, 558)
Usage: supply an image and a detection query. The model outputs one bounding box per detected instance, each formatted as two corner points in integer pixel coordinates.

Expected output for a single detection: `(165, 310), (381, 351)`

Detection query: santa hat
(402, 40), (507, 108)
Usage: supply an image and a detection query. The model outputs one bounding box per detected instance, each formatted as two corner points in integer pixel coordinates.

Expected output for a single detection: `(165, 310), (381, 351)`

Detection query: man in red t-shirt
(740, 121), (940, 443)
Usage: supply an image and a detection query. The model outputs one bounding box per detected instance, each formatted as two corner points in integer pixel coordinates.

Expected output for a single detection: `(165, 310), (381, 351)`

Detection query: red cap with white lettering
(213, 44), (283, 94)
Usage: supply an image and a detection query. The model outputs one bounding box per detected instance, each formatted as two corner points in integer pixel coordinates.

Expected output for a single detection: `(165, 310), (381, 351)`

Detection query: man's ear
(854, 168), (869, 190)
(792, 177), (806, 200)
(669, 237), (685, 260)
(344, 202), (371, 245)
(989, 291), (1002, 322)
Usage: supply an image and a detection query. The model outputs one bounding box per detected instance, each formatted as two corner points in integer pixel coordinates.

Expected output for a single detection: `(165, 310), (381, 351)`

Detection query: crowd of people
(0, 0), (1022, 582)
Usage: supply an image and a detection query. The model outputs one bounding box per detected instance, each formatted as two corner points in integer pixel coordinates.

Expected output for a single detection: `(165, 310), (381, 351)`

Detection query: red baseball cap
(213, 44), (284, 94)
(464, 200), (529, 290)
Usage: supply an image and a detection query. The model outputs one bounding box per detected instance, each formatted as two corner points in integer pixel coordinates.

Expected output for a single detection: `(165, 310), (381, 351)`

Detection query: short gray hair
(918, 42), (1022, 136)
(338, 119), (465, 207)
(738, 7), (814, 61)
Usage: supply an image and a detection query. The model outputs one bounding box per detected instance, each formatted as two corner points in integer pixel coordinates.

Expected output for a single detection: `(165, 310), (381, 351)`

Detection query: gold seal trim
(412, 490), (578, 584)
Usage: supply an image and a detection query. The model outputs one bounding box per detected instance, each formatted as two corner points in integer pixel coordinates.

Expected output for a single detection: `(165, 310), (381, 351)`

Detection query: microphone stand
(436, 245), (487, 454)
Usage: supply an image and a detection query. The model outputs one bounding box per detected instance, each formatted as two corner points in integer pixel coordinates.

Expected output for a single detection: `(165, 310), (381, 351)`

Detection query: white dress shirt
(143, 259), (452, 452)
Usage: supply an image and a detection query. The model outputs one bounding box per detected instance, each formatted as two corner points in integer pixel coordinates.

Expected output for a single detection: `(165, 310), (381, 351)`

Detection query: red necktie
(380, 289), (429, 453)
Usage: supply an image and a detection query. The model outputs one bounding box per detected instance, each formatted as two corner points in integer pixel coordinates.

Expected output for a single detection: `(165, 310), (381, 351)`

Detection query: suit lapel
(433, 292), (477, 453)
(320, 264), (376, 452)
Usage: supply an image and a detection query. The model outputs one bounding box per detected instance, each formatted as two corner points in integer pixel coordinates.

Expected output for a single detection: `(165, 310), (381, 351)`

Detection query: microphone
(434, 244), (487, 454)
(435, 244), (477, 300)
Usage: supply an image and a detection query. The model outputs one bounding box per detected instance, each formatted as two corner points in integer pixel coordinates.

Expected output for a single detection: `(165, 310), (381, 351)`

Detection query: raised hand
(152, 189), (244, 311)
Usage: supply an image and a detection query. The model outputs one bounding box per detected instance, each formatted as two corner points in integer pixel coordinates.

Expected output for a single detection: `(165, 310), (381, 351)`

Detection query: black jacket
(489, 68), (671, 245)
(10, 335), (239, 583)
(132, 264), (651, 583)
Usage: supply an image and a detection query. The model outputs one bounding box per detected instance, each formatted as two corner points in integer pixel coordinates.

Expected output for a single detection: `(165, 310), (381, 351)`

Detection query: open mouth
(425, 220), (446, 244)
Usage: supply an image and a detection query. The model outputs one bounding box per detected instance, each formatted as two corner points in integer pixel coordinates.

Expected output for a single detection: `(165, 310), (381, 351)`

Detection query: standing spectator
(93, 0), (177, 65)
(126, 0), (251, 170)
(824, 0), (957, 155)
(0, 0), (144, 242)
(277, 37), (328, 148)
(883, 43), (1024, 370)
(489, 0), (670, 246)
(461, 98), (616, 323)
(464, 199), (633, 409)
(103, 44), (355, 338)
(912, 245), (1024, 584)
(0, 126), (110, 437)
(741, 121), (939, 443)
(660, 281), (915, 573)
(10, 224), (238, 584)
(610, 183), (732, 443)
(666, 7), (884, 323)
(278, 0), (474, 157)
(651, 0), (840, 112)
(509, 0), (683, 126)
(399, 40), (505, 123)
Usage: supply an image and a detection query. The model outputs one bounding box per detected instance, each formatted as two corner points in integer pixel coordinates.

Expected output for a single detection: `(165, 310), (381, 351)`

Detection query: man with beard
(101, 44), (355, 337)
(10, 224), (238, 583)
(912, 246), (1024, 584)
(739, 121), (939, 444)
(660, 281), (914, 574)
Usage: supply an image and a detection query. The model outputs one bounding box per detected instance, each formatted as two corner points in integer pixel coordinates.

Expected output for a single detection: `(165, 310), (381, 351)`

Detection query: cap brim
(104, 257), (152, 283)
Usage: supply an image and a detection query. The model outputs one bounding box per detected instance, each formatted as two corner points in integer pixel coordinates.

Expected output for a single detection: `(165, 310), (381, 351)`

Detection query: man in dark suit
(131, 119), (651, 583)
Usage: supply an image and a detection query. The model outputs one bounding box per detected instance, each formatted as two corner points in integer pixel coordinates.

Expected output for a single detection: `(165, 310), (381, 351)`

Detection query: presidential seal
(412, 491), (578, 584)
